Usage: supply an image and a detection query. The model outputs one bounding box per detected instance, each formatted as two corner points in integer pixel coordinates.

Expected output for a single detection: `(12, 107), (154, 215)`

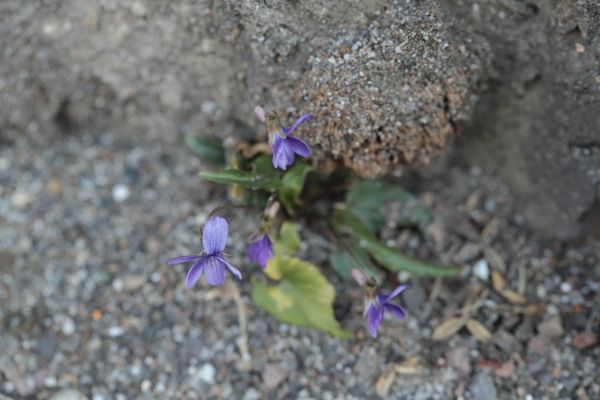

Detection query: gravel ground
(1, 128), (599, 400)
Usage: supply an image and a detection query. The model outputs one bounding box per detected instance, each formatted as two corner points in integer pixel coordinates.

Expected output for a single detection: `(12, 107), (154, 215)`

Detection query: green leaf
(199, 155), (281, 191)
(334, 210), (460, 277)
(278, 161), (313, 213)
(329, 239), (383, 282)
(252, 255), (353, 339)
(346, 180), (433, 231)
(185, 136), (225, 166)
(273, 222), (301, 257)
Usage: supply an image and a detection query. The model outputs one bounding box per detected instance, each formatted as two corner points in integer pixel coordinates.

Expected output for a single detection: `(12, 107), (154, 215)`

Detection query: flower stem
(227, 280), (251, 369)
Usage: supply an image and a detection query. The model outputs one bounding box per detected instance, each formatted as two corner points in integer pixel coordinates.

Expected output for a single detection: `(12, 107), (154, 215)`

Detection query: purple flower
(365, 285), (409, 338)
(167, 216), (242, 287)
(247, 234), (274, 268)
(255, 106), (313, 170)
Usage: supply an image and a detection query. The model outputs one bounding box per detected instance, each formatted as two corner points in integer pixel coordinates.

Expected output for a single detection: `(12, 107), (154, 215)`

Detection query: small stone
(44, 375), (58, 387)
(446, 346), (471, 376)
(49, 389), (89, 400)
(38, 333), (58, 359)
(198, 363), (215, 384)
(112, 185), (130, 202)
(262, 363), (288, 390)
(527, 335), (549, 356)
(469, 370), (498, 400)
(62, 317), (76, 336)
(473, 259), (489, 281)
(575, 43), (585, 53)
(122, 274), (146, 291)
(560, 282), (572, 293)
(572, 331), (598, 350)
(108, 326), (125, 337)
(131, 1), (147, 17)
(537, 316), (564, 339)
(12, 191), (31, 209)
(141, 379), (151, 392)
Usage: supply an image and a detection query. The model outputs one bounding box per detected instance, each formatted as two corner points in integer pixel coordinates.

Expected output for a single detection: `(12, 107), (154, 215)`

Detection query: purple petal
(203, 256), (226, 286)
(202, 216), (228, 254)
(272, 135), (295, 170)
(283, 114), (313, 135)
(247, 234), (274, 268)
(381, 285), (409, 303)
(383, 303), (406, 320)
(286, 136), (311, 158)
(167, 255), (200, 265)
(186, 257), (206, 288)
(367, 304), (384, 338)
(254, 105), (266, 122)
(216, 256), (243, 280)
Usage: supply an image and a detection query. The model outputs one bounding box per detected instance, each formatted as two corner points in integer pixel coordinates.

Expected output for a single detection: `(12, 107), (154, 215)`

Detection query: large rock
(0, 0), (481, 153)
(443, 0), (600, 239)
(0, 0), (598, 238)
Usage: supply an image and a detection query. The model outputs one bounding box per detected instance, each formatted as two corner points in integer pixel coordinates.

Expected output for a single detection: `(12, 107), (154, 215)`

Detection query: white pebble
(198, 363), (216, 384)
(112, 185), (130, 202)
(62, 317), (76, 336)
(108, 326), (125, 337)
(473, 259), (489, 281)
(141, 380), (151, 392)
(560, 282), (572, 293)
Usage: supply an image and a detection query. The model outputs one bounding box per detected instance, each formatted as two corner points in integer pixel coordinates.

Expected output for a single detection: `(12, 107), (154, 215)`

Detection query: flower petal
(167, 255), (200, 265)
(283, 114), (313, 135)
(272, 136), (295, 170)
(367, 304), (384, 338)
(216, 256), (243, 280)
(202, 216), (228, 254)
(254, 105), (266, 122)
(286, 136), (311, 158)
(247, 234), (274, 268)
(203, 256), (226, 286)
(383, 303), (407, 320)
(186, 257), (206, 288)
(381, 285), (409, 303)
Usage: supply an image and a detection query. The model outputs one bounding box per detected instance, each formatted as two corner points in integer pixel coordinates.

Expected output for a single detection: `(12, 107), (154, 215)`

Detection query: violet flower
(247, 233), (274, 268)
(167, 216), (242, 287)
(352, 268), (408, 338)
(255, 106), (313, 170)
(365, 285), (409, 338)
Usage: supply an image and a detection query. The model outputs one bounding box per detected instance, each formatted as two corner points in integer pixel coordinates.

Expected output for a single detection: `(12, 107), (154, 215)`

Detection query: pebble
(560, 281), (572, 293)
(537, 316), (564, 339)
(198, 363), (216, 384)
(473, 259), (489, 281)
(108, 326), (125, 337)
(469, 370), (498, 400)
(49, 389), (88, 400)
(112, 185), (130, 202)
(62, 317), (76, 336)
(141, 379), (151, 392)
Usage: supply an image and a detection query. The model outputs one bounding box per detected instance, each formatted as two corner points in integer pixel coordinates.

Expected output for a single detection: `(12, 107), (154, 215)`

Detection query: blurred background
(1, 1), (599, 399)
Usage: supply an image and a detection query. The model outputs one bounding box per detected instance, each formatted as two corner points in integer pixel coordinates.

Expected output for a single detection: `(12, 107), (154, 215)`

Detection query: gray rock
(49, 389), (89, 400)
(447, 0), (600, 239)
(469, 370), (498, 400)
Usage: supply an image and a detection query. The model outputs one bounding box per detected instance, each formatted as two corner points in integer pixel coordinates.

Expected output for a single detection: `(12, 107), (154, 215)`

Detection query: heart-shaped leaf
(252, 255), (353, 339)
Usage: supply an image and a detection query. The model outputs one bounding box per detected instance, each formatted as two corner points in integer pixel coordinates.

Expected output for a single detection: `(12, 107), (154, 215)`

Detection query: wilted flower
(352, 269), (408, 338)
(255, 105), (313, 170)
(168, 216), (242, 287)
(247, 233), (274, 268)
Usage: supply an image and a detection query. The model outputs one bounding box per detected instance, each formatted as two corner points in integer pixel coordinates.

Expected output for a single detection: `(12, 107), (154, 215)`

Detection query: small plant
(168, 105), (460, 344)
